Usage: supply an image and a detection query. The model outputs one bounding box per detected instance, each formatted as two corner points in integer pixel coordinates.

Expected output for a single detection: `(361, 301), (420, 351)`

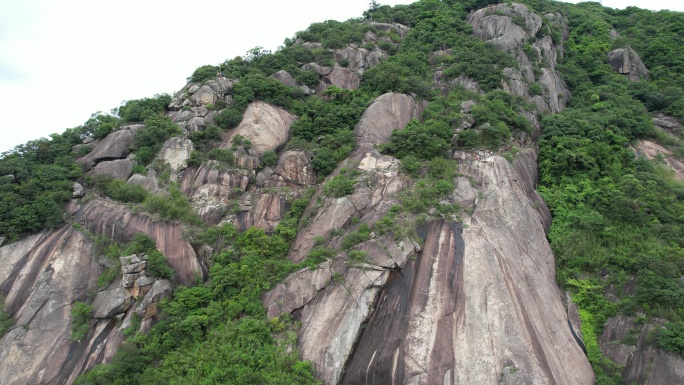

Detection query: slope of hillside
(1, 1), (684, 384)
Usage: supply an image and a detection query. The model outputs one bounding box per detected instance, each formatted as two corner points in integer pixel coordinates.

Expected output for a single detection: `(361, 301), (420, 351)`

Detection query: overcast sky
(1, 0), (682, 154)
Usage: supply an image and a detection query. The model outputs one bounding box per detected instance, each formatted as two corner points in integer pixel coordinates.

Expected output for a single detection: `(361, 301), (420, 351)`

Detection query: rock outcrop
(600, 316), (684, 385)
(78, 129), (134, 172)
(223, 101), (296, 155)
(0, 227), (112, 385)
(341, 151), (592, 385)
(469, 3), (571, 115)
(608, 47), (649, 81)
(73, 198), (203, 285)
(634, 140), (684, 182)
(265, 91), (593, 384)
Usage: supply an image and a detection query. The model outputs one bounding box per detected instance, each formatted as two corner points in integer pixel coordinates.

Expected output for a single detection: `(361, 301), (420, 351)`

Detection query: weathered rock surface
(469, 3), (543, 54)
(634, 140), (684, 182)
(652, 114), (683, 133)
(272, 150), (317, 186)
(78, 130), (134, 170)
(334, 45), (386, 75)
(234, 193), (290, 232)
(135, 279), (172, 319)
(155, 136), (193, 175)
(608, 47), (649, 81)
(127, 169), (165, 195)
(0, 227), (118, 385)
(73, 182), (84, 198)
(180, 162), (249, 224)
(342, 151), (593, 385)
(600, 316), (684, 385)
(73, 198), (203, 285)
(263, 261), (333, 319)
(370, 22), (409, 38)
(90, 157), (133, 180)
(354, 92), (423, 146)
(92, 287), (134, 318)
(224, 101), (296, 155)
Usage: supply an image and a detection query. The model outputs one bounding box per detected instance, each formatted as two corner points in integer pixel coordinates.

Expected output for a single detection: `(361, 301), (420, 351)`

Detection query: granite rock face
(601, 316), (684, 385)
(224, 101), (296, 155)
(73, 199), (203, 286)
(0, 227), (115, 385)
(342, 152), (592, 385)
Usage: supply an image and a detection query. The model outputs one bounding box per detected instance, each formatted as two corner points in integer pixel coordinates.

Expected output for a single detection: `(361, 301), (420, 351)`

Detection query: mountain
(1, 1), (684, 384)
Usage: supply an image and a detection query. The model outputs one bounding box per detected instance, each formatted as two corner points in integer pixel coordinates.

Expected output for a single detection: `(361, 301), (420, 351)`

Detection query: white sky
(0, 0), (682, 153)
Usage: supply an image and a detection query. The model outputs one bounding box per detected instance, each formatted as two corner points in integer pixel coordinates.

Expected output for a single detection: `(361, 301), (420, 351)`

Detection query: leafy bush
(323, 174), (356, 198)
(118, 94), (171, 123)
(380, 119), (453, 160)
(143, 187), (203, 225)
(188, 65), (219, 83)
(0, 296), (14, 338)
(214, 109), (244, 130)
(70, 301), (92, 342)
(231, 134), (252, 150)
(341, 223), (371, 249)
(89, 175), (149, 203)
(261, 150), (278, 167)
(129, 115), (181, 166)
(207, 148), (235, 165)
(654, 321), (684, 355)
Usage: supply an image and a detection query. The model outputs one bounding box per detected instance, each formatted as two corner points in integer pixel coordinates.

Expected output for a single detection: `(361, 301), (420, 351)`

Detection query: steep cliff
(2, 1), (684, 384)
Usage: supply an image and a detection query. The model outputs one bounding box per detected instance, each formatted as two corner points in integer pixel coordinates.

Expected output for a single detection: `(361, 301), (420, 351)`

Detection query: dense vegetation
(2, 0), (684, 384)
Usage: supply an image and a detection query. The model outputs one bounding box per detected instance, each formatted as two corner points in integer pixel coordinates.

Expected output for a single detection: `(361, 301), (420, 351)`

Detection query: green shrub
(400, 155), (422, 176)
(207, 148), (235, 165)
(118, 94), (171, 123)
(654, 321), (684, 355)
(143, 187), (203, 225)
(341, 224), (370, 249)
(529, 82), (543, 95)
(215, 109), (244, 129)
(323, 174), (356, 198)
(0, 296), (14, 338)
(231, 134), (252, 150)
(188, 65), (219, 83)
(132, 115), (181, 165)
(261, 150), (278, 167)
(70, 301), (92, 342)
(89, 175), (149, 203)
(380, 119), (453, 160)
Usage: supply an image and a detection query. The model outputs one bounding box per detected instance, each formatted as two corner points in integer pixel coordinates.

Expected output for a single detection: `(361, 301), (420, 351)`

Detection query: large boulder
(154, 136), (193, 175)
(272, 150), (317, 186)
(608, 47), (649, 81)
(78, 130), (134, 170)
(468, 3), (543, 54)
(341, 152), (593, 385)
(90, 158), (133, 180)
(601, 316), (684, 385)
(354, 93), (423, 146)
(224, 102), (296, 155)
(135, 279), (172, 319)
(92, 287), (134, 318)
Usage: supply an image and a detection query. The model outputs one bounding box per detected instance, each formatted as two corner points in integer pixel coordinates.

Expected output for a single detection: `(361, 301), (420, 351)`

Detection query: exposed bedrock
(223, 101), (296, 155)
(0, 227), (122, 385)
(73, 198), (203, 285)
(340, 152), (593, 385)
(633, 139), (684, 182)
(600, 316), (684, 385)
